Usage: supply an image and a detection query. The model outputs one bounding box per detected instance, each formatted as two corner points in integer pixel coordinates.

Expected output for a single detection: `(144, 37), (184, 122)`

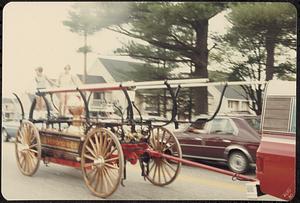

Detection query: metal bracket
(76, 88), (90, 122)
(50, 93), (59, 112)
(42, 94), (51, 120)
(121, 178), (125, 187)
(121, 85), (134, 123)
(121, 85), (136, 133)
(155, 81), (181, 129)
(121, 160), (127, 187)
(76, 88), (91, 134)
(29, 91), (51, 121)
(206, 83), (228, 122)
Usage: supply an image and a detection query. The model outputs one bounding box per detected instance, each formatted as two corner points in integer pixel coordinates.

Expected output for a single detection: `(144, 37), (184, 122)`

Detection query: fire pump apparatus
(12, 79), (296, 200)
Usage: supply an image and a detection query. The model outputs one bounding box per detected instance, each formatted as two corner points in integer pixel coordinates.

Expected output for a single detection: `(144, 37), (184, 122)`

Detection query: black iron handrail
(29, 91), (51, 121)
(13, 93), (25, 120)
(50, 93), (59, 112)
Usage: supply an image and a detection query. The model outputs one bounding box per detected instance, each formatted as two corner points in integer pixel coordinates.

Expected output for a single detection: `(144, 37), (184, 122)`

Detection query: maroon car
(174, 116), (261, 174)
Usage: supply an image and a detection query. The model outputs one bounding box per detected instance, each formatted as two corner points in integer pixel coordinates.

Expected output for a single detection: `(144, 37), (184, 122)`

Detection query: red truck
(247, 80), (296, 200)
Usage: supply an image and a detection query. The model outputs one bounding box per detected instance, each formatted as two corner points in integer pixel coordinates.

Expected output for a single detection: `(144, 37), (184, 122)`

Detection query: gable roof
(215, 85), (246, 100)
(77, 74), (106, 84)
(96, 58), (246, 100)
(98, 58), (144, 82)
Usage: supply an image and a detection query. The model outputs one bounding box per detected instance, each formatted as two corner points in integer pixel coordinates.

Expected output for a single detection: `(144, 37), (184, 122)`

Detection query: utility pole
(83, 30), (87, 84)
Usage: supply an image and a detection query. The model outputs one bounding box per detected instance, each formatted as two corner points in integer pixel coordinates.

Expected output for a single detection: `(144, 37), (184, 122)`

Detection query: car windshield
(244, 117), (261, 131)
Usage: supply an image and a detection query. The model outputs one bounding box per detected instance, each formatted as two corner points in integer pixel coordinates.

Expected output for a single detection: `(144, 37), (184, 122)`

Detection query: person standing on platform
(58, 64), (79, 117)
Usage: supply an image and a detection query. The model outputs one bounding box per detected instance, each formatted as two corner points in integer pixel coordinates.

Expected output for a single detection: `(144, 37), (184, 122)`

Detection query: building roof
(215, 85), (246, 100)
(77, 74), (106, 84)
(96, 58), (247, 100)
(98, 58), (144, 82)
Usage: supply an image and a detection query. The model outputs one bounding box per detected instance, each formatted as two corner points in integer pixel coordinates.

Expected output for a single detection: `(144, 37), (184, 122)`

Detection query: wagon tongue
(147, 149), (257, 182)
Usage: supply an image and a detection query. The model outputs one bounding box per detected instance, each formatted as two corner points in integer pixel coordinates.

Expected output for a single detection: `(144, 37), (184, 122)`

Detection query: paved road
(2, 141), (280, 201)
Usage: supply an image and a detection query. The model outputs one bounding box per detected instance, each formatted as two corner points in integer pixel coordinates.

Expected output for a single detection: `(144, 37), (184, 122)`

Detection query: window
(94, 92), (105, 100)
(290, 98), (296, 133)
(145, 96), (159, 112)
(241, 102), (249, 111)
(263, 96), (291, 132)
(228, 101), (239, 111)
(210, 119), (234, 134)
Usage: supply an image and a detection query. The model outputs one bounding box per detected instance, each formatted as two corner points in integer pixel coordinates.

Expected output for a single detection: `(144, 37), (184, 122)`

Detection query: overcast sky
(2, 2), (230, 98)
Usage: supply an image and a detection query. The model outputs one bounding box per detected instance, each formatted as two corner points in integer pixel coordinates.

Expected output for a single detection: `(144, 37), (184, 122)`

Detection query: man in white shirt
(58, 65), (78, 117)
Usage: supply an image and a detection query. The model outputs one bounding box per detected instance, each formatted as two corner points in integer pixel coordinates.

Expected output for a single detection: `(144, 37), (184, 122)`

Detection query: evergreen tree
(212, 2), (296, 115)
(227, 2), (296, 81)
(110, 2), (226, 115)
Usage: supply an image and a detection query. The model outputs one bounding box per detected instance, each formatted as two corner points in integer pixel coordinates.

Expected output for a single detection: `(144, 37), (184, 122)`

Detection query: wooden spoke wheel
(81, 128), (124, 198)
(146, 127), (182, 186)
(15, 120), (41, 176)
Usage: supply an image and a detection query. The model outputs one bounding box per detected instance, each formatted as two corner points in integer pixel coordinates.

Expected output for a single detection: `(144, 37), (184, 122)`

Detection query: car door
(201, 118), (237, 160)
(175, 122), (208, 158)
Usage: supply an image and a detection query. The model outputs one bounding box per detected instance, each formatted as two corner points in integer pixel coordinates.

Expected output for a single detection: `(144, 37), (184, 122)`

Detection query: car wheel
(228, 151), (249, 174)
(2, 128), (9, 142)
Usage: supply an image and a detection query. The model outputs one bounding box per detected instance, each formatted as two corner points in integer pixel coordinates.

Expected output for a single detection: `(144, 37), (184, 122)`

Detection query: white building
(2, 98), (18, 120)
(85, 56), (255, 118)
(2, 92), (36, 120)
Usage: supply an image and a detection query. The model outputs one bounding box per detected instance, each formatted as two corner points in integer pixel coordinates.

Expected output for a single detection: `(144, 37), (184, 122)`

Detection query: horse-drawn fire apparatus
(12, 78), (295, 200)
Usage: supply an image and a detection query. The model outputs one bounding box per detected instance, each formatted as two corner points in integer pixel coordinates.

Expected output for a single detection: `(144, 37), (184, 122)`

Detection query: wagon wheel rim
(15, 120), (41, 176)
(81, 128), (124, 198)
(146, 127), (182, 186)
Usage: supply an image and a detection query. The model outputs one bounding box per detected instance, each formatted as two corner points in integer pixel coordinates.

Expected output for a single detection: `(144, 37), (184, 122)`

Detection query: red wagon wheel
(146, 127), (182, 186)
(15, 120), (41, 176)
(81, 128), (124, 198)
